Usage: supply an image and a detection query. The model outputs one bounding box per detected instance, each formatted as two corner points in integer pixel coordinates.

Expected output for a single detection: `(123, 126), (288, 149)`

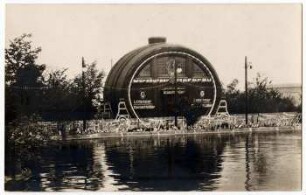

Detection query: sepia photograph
(3, 3), (303, 192)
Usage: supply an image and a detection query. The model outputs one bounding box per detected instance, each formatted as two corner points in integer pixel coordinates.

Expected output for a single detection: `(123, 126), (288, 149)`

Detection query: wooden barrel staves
(104, 37), (222, 125)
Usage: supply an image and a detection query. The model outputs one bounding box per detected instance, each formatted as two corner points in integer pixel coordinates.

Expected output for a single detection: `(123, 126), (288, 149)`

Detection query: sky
(5, 4), (302, 89)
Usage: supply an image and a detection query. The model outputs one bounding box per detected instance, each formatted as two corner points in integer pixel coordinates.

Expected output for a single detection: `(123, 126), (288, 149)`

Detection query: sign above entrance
(132, 78), (212, 84)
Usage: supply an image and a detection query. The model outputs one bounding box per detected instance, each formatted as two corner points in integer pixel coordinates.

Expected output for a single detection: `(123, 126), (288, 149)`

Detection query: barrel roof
(105, 42), (221, 92)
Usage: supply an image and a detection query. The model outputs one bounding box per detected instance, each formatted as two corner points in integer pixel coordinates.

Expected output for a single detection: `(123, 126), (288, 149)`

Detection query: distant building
(269, 83), (302, 106)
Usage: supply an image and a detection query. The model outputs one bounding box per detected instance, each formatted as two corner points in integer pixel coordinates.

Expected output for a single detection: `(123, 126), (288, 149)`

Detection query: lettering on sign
(133, 99), (155, 110)
(193, 98), (213, 108)
(202, 104), (213, 108)
(133, 105), (156, 109)
(134, 100), (152, 104)
(133, 78), (212, 83)
(194, 99), (211, 104)
(163, 90), (185, 95)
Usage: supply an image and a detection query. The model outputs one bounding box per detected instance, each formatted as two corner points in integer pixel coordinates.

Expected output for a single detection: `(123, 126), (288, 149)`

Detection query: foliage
(42, 69), (76, 120)
(5, 34), (106, 123)
(72, 61), (105, 119)
(5, 34), (106, 145)
(42, 62), (105, 120)
(224, 79), (244, 113)
(6, 115), (55, 145)
(5, 34), (46, 123)
(224, 74), (299, 114)
(5, 33), (44, 86)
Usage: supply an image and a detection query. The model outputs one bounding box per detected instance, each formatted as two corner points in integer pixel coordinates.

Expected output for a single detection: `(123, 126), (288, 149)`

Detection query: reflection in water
(217, 131), (301, 191)
(103, 135), (226, 191)
(91, 143), (129, 191)
(245, 133), (252, 191)
(5, 130), (301, 191)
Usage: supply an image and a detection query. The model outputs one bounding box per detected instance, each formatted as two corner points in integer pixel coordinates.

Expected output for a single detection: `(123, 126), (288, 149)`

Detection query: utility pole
(245, 56), (248, 125)
(82, 57), (87, 132)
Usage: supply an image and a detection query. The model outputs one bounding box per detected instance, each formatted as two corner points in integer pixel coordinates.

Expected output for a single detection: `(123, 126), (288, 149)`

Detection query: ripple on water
(5, 131), (301, 191)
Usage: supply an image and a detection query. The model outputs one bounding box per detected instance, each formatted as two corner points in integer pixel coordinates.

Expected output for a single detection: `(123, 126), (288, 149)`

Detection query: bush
(6, 115), (55, 145)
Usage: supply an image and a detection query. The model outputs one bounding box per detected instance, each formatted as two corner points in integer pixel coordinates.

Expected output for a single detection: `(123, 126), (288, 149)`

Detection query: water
(5, 129), (301, 191)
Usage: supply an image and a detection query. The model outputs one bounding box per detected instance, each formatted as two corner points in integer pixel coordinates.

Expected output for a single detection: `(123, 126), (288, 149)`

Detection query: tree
(224, 74), (298, 114)
(226, 79), (239, 94)
(224, 79), (245, 113)
(42, 69), (76, 120)
(5, 34), (46, 122)
(5, 34), (43, 86)
(248, 73), (296, 113)
(72, 61), (105, 119)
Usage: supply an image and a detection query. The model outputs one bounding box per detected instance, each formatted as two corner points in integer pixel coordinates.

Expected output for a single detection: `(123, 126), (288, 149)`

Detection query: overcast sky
(6, 4), (302, 89)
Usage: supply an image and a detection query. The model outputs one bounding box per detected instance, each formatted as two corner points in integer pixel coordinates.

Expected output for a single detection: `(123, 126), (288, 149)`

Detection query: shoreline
(63, 125), (302, 141)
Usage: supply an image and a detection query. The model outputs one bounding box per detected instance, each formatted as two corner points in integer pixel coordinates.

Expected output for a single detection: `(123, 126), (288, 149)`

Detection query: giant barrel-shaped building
(104, 37), (222, 124)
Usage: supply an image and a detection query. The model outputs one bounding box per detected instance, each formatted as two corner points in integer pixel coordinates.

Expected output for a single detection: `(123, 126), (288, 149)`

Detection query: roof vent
(148, 37), (166, 44)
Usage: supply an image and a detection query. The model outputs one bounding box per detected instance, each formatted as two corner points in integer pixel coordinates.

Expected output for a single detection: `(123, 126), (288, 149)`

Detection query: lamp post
(82, 57), (86, 132)
(245, 56), (252, 125)
(174, 60), (182, 128)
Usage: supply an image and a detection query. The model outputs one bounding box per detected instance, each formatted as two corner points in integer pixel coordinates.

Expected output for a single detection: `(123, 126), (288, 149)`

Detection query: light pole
(174, 60), (182, 128)
(245, 56), (252, 125)
(82, 57), (86, 132)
